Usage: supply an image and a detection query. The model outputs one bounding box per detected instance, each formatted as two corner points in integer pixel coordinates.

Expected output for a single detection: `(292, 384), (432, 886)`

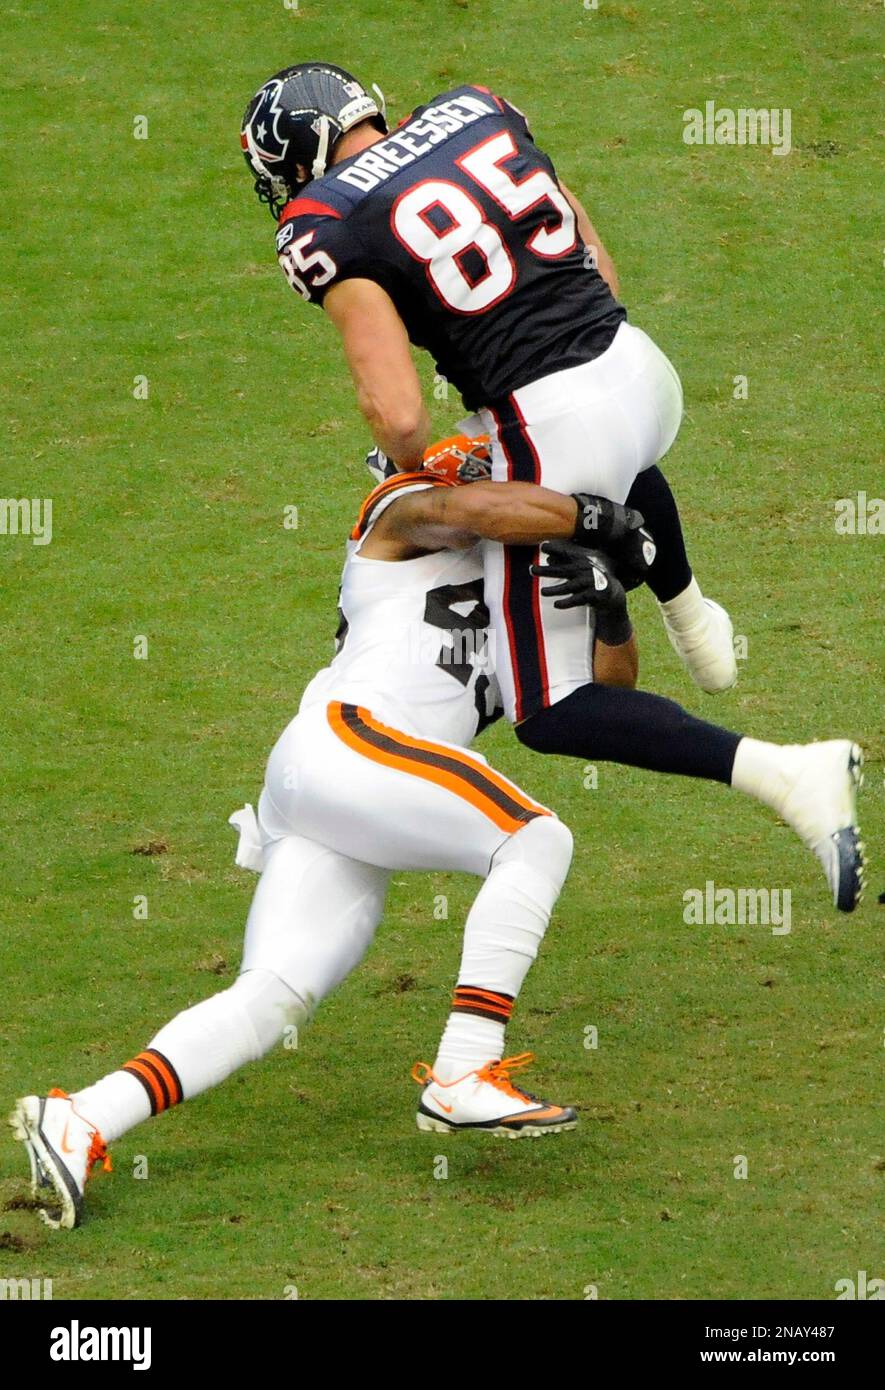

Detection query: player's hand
(532, 541), (633, 644)
(365, 445), (397, 485)
(611, 522), (657, 592)
(531, 541), (626, 611)
(570, 493), (656, 592)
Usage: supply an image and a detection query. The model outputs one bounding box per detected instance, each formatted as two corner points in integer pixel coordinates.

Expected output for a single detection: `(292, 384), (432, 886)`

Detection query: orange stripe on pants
(327, 702), (549, 834)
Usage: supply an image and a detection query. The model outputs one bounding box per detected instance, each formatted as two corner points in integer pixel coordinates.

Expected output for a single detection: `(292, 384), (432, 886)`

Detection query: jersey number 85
(279, 232), (338, 300)
(391, 130), (576, 314)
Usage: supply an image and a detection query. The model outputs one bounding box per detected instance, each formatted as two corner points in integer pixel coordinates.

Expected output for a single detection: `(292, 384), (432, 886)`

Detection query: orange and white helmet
(421, 434), (492, 485)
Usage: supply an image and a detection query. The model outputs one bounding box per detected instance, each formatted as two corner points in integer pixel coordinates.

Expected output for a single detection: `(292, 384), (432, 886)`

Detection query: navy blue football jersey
(274, 84), (626, 410)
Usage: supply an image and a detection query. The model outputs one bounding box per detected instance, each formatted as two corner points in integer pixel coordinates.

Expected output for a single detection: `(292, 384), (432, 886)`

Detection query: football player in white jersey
(10, 438), (866, 1229)
(10, 438), (644, 1229)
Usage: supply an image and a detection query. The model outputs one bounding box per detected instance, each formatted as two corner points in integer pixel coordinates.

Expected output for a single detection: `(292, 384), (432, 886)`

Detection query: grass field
(1, 0), (882, 1301)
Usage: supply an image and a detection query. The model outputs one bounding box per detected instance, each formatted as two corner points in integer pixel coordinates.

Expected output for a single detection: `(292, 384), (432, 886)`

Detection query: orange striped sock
(433, 987), (516, 1080)
(120, 1048), (184, 1116)
(451, 985), (514, 1024)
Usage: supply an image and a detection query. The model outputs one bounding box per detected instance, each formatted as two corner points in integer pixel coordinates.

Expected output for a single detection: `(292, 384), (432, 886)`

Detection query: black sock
(517, 684), (741, 784)
(625, 465), (692, 603)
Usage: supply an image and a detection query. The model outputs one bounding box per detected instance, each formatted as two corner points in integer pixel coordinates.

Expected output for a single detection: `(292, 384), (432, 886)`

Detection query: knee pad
(492, 815), (574, 894)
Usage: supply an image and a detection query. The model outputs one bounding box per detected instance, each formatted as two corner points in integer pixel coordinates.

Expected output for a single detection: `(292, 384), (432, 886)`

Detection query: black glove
(570, 493), (657, 592)
(530, 541), (633, 645)
(365, 445), (397, 485)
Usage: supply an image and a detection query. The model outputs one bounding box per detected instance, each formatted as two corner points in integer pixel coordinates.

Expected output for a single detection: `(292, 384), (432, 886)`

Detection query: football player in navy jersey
(239, 63), (865, 914)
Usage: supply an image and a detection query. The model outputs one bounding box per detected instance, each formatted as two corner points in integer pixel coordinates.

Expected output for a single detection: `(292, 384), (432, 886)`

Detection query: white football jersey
(299, 475), (502, 748)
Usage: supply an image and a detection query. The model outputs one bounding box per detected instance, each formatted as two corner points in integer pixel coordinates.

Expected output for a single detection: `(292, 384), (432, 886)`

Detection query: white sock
(435, 1013), (506, 1079)
(74, 970), (306, 1144)
(658, 576), (706, 628)
(731, 736), (794, 815)
(72, 1071), (151, 1144)
(433, 817), (573, 1082)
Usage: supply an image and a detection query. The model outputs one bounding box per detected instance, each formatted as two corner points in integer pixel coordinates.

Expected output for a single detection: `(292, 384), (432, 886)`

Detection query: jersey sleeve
(469, 85), (534, 142)
(275, 205), (376, 307)
(498, 95), (534, 142)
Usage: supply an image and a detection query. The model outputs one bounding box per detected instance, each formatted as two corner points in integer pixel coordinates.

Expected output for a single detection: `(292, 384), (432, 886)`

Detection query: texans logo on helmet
(245, 79), (289, 167)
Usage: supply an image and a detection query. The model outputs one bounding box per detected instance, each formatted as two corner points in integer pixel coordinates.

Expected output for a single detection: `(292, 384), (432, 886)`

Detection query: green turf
(0, 0), (882, 1300)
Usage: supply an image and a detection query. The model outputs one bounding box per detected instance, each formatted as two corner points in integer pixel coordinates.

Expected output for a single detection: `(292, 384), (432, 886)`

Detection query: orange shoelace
(475, 1052), (536, 1102)
(411, 1045), (539, 1100)
(86, 1131), (112, 1177)
(49, 1087), (112, 1176)
(411, 1052), (538, 1099)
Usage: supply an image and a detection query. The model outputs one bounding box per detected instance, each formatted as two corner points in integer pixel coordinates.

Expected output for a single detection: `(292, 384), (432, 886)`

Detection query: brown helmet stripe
(350, 473), (455, 540)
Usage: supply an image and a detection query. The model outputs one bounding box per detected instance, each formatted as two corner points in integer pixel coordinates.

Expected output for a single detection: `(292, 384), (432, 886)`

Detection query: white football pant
(479, 321), (684, 722)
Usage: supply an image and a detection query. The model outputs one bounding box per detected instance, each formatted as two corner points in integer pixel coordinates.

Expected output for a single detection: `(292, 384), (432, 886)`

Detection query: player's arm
(593, 631), (639, 689)
(364, 479), (640, 686)
(532, 539), (638, 688)
(324, 279), (430, 469)
(364, 480), (580, 557)
(558, 181), (619, 297)
(366, 480), (653, 559)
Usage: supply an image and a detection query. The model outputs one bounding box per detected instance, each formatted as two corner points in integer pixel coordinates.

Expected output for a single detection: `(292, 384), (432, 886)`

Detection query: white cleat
(775, 740), (866, 912)
(411, 1052), (577, 1138)
(662, 595), (738, 693)
(8, 1090), (111, 1229)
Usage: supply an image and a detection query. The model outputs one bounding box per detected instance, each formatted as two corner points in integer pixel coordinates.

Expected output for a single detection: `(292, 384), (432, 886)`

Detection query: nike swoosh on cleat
(501, 1106), (571, 1126)
(431, 1093), (453, 1114)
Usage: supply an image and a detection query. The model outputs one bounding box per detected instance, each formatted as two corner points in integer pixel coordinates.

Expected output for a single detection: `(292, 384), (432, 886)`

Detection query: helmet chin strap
(243, 122), (270, 179)
(312, 115), (331, 179)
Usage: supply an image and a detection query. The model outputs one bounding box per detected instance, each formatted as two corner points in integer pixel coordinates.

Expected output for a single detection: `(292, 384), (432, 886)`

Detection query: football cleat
(411, 1052), (577, 1138)
(661, 593), (738, 693)
(8, 1089), (111, 1229)
(776, 740), (866, 912)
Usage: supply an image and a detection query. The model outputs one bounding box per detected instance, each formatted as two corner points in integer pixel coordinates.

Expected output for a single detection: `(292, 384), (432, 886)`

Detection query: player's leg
(414, 813), (578, 1137)
(515, 684), (865, 913)
(265, 701), (578, 1133)
(482, 321), (735, 702)
(627, 461), (737, 694)
(9, 835), (388, 1228)
(624, 464), (691, 603)
(602, 328), (738, 692)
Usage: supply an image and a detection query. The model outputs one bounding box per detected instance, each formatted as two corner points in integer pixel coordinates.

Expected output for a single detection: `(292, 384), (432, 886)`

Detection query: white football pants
(479, 321), (684, 722)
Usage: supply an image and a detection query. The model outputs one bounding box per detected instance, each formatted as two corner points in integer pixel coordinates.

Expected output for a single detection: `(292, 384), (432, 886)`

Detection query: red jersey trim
(280, 198), (343, 222)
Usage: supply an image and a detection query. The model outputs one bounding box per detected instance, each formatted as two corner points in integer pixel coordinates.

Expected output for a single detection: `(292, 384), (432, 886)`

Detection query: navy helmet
(241, 62), (387, 219)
